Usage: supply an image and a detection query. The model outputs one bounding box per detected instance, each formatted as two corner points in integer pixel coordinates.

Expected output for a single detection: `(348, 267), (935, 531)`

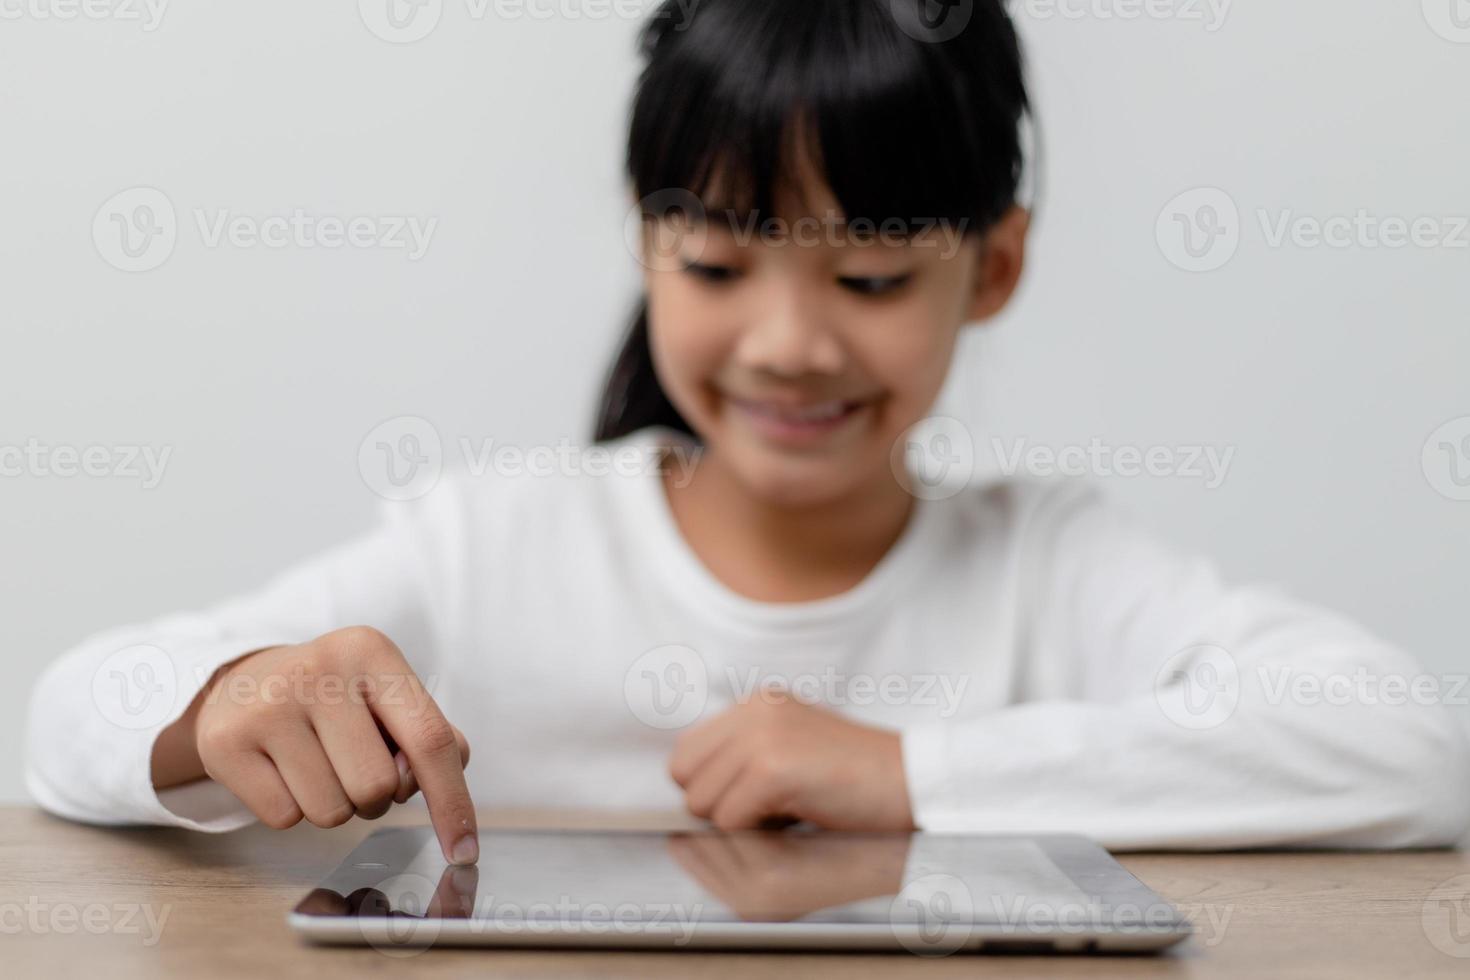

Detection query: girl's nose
(731, 281), (846, 378)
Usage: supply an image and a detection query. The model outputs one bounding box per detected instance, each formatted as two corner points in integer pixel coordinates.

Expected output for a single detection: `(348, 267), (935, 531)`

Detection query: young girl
(25, 0), (1470, 868)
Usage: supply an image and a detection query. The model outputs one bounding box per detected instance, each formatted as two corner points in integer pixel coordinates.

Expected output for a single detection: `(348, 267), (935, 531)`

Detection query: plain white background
(2, 1), (1467, 803)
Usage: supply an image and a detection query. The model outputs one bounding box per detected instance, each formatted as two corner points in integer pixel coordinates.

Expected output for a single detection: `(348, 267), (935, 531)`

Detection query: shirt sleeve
(22, 480), (467, 832)
(901, 482), (1470, 850)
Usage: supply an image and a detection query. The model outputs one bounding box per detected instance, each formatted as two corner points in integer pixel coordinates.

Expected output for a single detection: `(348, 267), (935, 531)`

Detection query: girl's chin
(720, 445), (880, 510)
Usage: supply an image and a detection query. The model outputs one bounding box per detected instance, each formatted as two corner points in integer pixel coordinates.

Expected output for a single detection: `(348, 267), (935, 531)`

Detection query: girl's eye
(681, 261), (741, 284)
(838, 274), (912, 296)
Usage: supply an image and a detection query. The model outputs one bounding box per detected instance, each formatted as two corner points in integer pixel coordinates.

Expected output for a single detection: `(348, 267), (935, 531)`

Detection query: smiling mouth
(723, 393), (877, 443)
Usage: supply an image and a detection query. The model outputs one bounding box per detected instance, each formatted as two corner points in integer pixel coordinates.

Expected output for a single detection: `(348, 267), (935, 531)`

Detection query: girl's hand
(152, 625), (479, 865)
(667, 692), (917, 832)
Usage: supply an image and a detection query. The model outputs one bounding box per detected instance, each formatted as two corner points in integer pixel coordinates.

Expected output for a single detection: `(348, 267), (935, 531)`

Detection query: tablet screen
(292, 827), (1175, 940)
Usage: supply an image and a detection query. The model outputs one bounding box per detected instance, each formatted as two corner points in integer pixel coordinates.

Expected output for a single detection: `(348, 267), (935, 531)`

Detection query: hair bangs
(628, 0), (1028, 239)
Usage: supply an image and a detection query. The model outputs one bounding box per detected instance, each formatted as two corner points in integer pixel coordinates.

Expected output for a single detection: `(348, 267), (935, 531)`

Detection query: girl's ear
(965, 206), (1030, 324)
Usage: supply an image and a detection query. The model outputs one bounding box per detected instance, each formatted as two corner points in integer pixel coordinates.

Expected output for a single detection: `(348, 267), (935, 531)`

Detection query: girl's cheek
(648, 288), (727, 422)
(857, 305), (958, 411)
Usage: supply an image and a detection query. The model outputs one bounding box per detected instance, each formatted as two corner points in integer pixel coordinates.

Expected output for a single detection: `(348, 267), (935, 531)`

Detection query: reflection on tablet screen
(297, 830), (1095, 927)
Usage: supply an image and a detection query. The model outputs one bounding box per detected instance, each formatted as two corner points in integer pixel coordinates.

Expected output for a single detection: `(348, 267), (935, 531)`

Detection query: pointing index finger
(369, 678), (478, 865)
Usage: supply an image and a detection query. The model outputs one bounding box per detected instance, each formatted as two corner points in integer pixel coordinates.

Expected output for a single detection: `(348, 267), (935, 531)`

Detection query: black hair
(595, 0), (1033, 442)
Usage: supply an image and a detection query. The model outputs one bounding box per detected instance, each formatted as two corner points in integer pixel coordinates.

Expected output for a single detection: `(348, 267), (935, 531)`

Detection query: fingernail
(393, 753), (410, 801)
(450, 834), (479, 866)
(451, 866), (478, 893)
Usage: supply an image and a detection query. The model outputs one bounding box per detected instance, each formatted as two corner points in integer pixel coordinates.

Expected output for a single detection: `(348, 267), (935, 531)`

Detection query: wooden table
(4, 804), (1469, 978)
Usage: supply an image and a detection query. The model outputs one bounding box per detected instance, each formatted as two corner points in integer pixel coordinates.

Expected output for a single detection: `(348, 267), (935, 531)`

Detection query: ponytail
(593, 296), (695, 443)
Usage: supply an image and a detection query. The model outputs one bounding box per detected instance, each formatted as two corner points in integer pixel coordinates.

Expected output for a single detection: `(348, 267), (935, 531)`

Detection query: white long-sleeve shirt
(24, 426), (1470, 849)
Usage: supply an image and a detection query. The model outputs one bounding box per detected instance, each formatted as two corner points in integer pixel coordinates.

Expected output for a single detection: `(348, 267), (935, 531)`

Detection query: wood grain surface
(4, 804), (1468, 978)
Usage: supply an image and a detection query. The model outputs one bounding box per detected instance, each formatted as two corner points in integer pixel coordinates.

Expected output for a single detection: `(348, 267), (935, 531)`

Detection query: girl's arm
(902, 483), (1470, 850)
(22, 480), (466, 834)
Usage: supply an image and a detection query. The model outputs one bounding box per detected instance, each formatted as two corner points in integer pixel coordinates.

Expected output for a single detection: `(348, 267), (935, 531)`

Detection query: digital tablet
(289, 827), (1191, 954)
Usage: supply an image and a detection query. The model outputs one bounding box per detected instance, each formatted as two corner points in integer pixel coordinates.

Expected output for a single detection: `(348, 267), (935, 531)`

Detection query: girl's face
(641, 166), (1027, 509)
